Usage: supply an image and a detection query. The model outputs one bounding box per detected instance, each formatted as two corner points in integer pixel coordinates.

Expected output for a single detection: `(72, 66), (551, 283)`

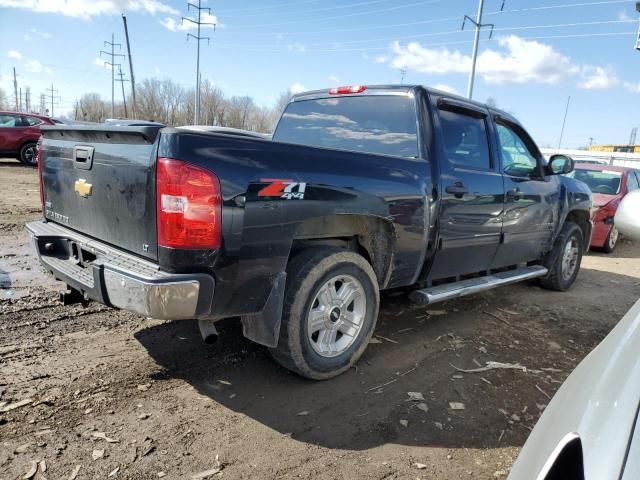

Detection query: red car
(0, 111), (61, 166)
(571, 164), (640, 252)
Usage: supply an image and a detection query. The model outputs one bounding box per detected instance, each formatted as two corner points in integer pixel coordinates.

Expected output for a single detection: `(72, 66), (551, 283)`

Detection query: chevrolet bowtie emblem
(74, 179), (93, 198)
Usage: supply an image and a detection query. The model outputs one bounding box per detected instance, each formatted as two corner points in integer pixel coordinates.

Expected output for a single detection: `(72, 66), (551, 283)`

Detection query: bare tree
(0, 88), (7, 110)
(77, 93), (107, 123)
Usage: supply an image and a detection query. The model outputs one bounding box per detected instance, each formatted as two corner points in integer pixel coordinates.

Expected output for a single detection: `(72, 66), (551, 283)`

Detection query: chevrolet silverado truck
(27, 85), (592, 380)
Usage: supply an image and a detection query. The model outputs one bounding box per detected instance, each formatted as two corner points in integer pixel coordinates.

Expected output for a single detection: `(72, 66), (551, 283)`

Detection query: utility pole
(462, 0), (502, 99)
(13, 68), (18, 111)
(122, 14), (137, 119)
(558, 96), (571, 149)
(18, 88), (22, 111)
(400, 69), (407, 84)
(45, 83), (60, 117)
(100, 33), (125, 118)
(630, 127), (637, 146)
(116, 65), (129, 118)
(635, 2), (640, 50)
(25, 87), (31, 112)
(182, 0), (215, 125)
(589, 137), (594, 148)
(39, 93), (46, 115)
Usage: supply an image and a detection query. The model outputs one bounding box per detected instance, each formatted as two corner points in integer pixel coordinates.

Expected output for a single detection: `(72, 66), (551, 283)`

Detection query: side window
(23, 116), (42, 126)
(496, 123), (539, 177)
(627, 172), (639, 192)
(0, 114), (19, 127)
(438, 109), (491, 169)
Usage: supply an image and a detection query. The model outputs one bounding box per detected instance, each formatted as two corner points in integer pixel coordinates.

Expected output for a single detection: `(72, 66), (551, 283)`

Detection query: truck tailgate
(40, 126), (161, 261)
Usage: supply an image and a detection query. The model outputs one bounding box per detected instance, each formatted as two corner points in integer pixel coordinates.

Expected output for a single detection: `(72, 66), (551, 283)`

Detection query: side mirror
(548, 154), (574, 175)
(615, 190), (640, 241)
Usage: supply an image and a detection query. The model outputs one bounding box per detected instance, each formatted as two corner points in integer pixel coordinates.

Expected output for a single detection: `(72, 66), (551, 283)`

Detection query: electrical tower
(39, 93), (46, 115)
(45, 84), (60, 116)
(462, 0), (505, 99)
(182, 0), (216, 125)
(116, 65), (129, 118)
(400, 69), (407, 84)
(100, 33), (125, 118)
(630, 127), (638, 146)
(25, 87), (31, 112)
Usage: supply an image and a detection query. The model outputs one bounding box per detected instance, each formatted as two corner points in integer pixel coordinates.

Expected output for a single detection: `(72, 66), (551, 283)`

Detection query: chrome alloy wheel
(23, 145), (37, 165)
(561, 237), (579, 281)
(608, 226), (619, 250)
(307, 274), (366, 358)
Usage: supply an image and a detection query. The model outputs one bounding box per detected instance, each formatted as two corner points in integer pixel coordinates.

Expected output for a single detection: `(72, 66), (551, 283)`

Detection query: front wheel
(270, 248), (380, 380)
(540, 222), (584, 291)
(602, 225), (618, 253)
(19, 142), (38, 166)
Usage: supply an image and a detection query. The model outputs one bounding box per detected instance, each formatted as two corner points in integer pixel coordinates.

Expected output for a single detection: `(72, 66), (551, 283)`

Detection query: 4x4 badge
(258, 178), (307, 200)
(74, 179), (93, 198)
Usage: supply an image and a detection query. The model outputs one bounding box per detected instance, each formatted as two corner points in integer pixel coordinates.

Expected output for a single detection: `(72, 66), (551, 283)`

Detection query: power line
(100, 33), (125, 118)
(212, 30), (635, 53)
(216, 0), (322, 12)
(215, 18), (635, 50)
(224, 0), (634, 34)
(223, 0), (409, 19)
(246, 0), (447, 28)
(182, 0), (216, 125)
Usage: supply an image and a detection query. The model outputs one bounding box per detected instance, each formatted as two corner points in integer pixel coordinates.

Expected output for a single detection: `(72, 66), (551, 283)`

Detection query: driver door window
(496, 123), (539, 177)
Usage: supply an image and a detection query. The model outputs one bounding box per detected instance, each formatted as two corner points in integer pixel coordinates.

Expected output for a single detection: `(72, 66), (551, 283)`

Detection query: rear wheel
(270, 248), (379, 380)
(602, 225), (618, 253)
(540, 222), (584, 291)
(19, 142), (37, 166)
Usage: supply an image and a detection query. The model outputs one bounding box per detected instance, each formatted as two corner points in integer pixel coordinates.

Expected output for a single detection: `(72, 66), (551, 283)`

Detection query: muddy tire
(602, 225), (618, 254)
(19, 142), (38, 167)
(540, 222), (584, 291)
(270, 248), (379, 380)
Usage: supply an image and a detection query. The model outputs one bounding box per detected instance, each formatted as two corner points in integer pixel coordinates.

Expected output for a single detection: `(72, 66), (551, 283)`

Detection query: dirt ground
(1, 158), (639, 480)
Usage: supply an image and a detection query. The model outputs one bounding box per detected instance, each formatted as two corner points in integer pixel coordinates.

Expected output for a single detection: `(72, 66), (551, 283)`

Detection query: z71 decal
(258, 178), (307, 200)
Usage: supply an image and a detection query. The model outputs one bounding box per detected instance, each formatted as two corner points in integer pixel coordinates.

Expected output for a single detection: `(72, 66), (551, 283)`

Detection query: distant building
(589, 145), (640, 154)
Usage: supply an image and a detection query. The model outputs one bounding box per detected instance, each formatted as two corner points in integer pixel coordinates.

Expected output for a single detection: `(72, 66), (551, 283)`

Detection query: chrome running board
(409, 265), (548, 305)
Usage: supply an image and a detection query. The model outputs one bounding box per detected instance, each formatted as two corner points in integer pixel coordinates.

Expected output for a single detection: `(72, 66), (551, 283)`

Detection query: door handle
(506, 188), (524, 200)
(446, 183), (469, 198)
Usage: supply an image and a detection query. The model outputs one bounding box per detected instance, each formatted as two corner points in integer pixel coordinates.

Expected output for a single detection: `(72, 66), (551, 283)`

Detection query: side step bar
(409, 265), (548, 305)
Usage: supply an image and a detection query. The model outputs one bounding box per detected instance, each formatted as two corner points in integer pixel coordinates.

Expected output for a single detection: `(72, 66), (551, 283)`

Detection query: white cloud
(578, 66), (620, 90)
(329, 75), (340, 83)
(30, 27), (51, 38)
(618, 10), (633, 21)
(625, 82), (640, 93)
(287, 43), (307, 53)
(433, 84), (459, 95)
(289, 83), (307, 94)
(8, 50), (22, 60)
(387, 35), (579, 85)
(0, 0), (178, 19)
(161, 12), (219, 32)
(25, 59), (52, 74)
(93, 57), (111, 68)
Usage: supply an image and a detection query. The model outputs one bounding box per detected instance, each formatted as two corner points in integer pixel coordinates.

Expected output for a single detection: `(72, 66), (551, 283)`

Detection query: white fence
(541, 148), (640, 168)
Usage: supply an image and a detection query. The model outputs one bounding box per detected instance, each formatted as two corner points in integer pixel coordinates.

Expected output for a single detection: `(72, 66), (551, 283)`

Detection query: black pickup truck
(27, 85), (592, 379)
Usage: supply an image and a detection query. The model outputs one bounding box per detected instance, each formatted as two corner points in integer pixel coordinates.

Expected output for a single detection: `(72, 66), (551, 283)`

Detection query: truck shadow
(135, 266), (639, 451)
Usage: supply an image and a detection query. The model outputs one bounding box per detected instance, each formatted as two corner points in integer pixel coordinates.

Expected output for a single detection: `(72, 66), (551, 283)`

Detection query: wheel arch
(565, 209), (591, 246)
(291, 214), (395, 289)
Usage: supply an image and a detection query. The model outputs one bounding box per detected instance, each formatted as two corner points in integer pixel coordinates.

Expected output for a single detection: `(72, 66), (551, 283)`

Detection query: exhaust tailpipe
(198, 319), (219, 344)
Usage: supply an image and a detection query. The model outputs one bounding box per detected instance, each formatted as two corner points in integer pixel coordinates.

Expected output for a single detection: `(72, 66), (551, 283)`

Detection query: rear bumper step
(26, 221), (215, 320)
(409, 266), (548, 305)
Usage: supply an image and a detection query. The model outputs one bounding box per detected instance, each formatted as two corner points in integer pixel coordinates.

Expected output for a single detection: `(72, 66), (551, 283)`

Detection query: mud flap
(240, 272), (286, 348)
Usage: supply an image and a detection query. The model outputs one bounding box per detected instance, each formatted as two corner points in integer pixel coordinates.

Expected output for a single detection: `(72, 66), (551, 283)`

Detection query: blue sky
(0, 0), (639, 147)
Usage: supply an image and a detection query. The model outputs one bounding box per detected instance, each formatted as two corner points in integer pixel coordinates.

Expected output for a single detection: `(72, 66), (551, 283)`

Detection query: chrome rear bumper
(26, 221), (214, 320)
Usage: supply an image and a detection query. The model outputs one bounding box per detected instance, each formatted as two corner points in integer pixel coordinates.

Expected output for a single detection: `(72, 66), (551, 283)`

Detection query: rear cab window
(273, 95), (419, 158)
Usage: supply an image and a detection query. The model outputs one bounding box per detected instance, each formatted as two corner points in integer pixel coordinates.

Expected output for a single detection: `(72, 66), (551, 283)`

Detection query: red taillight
(36, 141), (44, 207)
(156, 157), (222, 249)
(329, 85), (367, 95)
